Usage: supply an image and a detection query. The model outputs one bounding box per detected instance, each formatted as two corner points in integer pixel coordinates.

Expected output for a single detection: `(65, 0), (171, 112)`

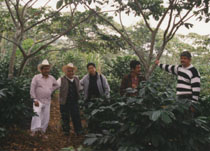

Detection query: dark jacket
(80, 73), (110, 100)
(120, 73), (145, 96)
(59, 76), (81, 105)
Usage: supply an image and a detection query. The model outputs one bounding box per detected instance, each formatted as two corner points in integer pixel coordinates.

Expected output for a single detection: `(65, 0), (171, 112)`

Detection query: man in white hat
(57, 63), (83, 136)
(30, 59), (59, 138)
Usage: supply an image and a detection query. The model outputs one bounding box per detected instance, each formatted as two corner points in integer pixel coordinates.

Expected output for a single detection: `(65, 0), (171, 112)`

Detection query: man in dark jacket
(57, 63), (82, 136)
(120, 60), (145, 96)
(80, 63), (110, 101)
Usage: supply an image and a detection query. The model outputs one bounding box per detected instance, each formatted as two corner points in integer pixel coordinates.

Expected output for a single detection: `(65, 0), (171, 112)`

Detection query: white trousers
(31, 101), (51, 133)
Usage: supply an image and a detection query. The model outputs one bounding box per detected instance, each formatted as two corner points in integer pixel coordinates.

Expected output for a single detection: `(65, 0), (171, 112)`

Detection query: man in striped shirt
(155, 51), (200, 101)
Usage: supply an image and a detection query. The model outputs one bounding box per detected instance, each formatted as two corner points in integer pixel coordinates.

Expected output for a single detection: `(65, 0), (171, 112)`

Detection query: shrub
(0, 60), (34, 138)
(83, 75), (210, 151)
(198, 65), (210, 96)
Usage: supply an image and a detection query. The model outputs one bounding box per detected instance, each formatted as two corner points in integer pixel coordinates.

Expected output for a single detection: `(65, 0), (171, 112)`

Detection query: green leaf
(61, 146), (75, 151)
(160, 112), (172, 124)
(64, 0), (72, 4)
(151, 136), (159, 147)
(83, 137), (98, 146)
(151, 110), (162, 121)
(129, 126), (137, 134)
(118, 146), (128, 151)
(91, 109), (104, 116)
(88, 0), (92, 5)
(184, 23), (193, 29)
(56, 0), (63, 9)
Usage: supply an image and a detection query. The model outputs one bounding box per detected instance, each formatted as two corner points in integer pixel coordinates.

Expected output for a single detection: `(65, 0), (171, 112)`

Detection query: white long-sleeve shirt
(30, 74), (59, 104)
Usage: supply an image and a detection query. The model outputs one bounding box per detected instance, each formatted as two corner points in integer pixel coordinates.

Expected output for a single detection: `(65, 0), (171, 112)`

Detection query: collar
(130, 71), (139, 78)
(182, 64), (193, 69)
(89, 72), (98, 78)
(41, 74), (49, 79)
(65, 76), (74, 82)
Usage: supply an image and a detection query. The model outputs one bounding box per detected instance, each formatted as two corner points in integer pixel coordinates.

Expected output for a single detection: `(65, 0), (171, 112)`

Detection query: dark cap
(180, 51), (191, 59)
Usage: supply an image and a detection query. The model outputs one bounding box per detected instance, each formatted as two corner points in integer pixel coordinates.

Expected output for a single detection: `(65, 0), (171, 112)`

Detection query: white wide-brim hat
(37, 59), (51, 72)
(62, 63), (77, 72)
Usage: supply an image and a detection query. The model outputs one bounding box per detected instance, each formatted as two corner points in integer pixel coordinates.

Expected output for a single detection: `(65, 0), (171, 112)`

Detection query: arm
(120, 76), (127, 96)
(52, 76), (59, 92)
(30, 75), (37, 101)
(80, 75), (86, 91)
(30, 75), (39, 107)
(191, 71), (201, 101)
(102, 75), (110, 99)
(57, 78), (61, 88)
(139, 75), (146, 82)
(155, 60), (179, 75)
(77, 78), (82, 91)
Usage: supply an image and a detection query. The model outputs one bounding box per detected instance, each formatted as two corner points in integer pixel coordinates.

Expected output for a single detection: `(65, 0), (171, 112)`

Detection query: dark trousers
(177, 94), (192, 100)
(177, 94), (200, 117)
(60, 100), (82, 134)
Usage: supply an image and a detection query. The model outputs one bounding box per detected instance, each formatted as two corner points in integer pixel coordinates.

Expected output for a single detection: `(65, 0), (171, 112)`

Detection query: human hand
(34, 100), (39, 107)
(155, 60), (159, 65)
(190, 106), (195, 113)
(132, 84), (137, 89)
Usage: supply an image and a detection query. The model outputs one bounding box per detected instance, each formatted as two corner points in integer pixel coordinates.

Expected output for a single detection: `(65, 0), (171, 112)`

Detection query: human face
(65, 67), (75, 79)
(41, 66), (50, 77)
(88, 65), (96, 76)
(180, 56), (191, 68)
(133, 64), (141, 75)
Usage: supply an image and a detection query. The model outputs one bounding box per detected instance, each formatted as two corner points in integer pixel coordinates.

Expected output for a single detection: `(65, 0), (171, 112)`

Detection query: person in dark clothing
(120, 60), (145, 96)
(88, 71), (100, 99)
(80, 63), (110, 101)
(57, 63), (83, 136)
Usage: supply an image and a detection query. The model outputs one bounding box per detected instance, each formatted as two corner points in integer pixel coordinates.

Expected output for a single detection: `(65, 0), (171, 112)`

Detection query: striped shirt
(158, 64), (200, 101)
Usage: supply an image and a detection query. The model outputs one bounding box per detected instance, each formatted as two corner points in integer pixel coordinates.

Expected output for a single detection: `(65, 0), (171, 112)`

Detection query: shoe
(64, 132), (70, 136)
(40, 131), (48, 139)
(76, 130), (84, 136)
(30, 131), (36, 137)
(42, 135), (48, 139)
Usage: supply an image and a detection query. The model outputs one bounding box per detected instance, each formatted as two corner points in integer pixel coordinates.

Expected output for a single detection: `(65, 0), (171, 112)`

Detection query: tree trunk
(0, 32), (6, 60)
(8, 43), (18, 78)
(8, 31), (22, 78)
(145, 42), (167, 79)
(18, 57), (28, 76)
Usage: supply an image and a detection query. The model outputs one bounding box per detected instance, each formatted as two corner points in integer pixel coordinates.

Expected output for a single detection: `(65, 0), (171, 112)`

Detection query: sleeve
(102, 75), (110, 99)
(57, 78), (61, 88)
(158, 63), (179, 76)
(191, 70), (201, 101)
(120, 76), (127, 96)
(51, 77), (59, 92)
(75, 76), (82, 91)
(80, 76), (85, 91)
(78, 78), (83, 91)
(30, 75), (37, 101)
(139, 75), (146, 82)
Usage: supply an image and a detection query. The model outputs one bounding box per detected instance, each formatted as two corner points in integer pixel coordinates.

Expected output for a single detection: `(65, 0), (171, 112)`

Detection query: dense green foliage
(1, 1), (210, 150)
(0, 60), (34, 138)
(82, 75), (210, 151)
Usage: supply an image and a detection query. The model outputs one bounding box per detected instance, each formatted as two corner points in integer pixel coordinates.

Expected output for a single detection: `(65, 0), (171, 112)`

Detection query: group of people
(30, 61), (111, 137)
(29, 51), (200, 138)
